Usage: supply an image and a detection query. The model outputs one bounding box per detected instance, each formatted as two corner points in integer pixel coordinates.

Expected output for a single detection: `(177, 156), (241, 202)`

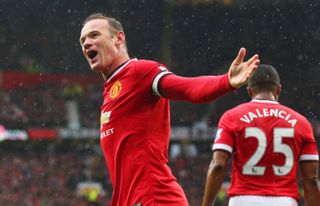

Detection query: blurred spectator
(0, 91), (28, 128)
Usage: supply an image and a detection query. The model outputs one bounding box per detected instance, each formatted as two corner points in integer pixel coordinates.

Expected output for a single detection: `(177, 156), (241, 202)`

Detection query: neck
(252, 93), (277, 101)
(101, 53), (130, 81)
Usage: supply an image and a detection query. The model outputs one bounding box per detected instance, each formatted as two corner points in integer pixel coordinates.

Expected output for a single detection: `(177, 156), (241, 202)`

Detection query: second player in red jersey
(214, 99), (318, 199)
(202, 65), (320, 206)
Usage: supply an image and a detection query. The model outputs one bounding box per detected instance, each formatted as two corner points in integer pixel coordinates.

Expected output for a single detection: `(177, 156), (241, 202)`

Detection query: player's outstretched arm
(202, 150), (230, 206)
(158, 48), (259, 103)
(228, 48), (260, 89)
(300, 161), (320, 206)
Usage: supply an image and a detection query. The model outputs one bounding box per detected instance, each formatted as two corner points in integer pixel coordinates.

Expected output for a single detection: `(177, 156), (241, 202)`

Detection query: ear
(275, 85), (281, 100)
(115, 31), (126, 45)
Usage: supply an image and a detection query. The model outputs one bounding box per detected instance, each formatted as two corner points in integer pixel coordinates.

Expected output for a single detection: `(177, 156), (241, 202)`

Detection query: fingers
(247, 59), (260, 77)
(241, 59), (260, 84)
(246, 54), (259, 66)
(246, 54), (260, 79)
(250, 59), (260, 72)
(233, 47), (246, 64)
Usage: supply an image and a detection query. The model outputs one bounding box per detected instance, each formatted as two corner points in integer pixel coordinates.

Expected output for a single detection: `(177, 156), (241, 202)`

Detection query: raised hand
(228, 48), (260, 89)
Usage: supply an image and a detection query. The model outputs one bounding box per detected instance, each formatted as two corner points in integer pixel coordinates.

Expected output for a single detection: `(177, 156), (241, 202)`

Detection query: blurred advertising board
(58, 128), (100, 139)
(0, 71), (102, 90)
(27, 128), (58, 140)
(0, 125), (28, 141)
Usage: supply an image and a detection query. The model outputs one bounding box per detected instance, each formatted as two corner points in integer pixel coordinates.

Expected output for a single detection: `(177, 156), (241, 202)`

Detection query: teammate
(79, 13), (260, 206)
(202, 64), (320, 206)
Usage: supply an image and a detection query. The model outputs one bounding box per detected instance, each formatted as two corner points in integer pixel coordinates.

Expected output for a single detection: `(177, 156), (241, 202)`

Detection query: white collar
(107, 58), (138, 83)
(251, 99), (279, 104)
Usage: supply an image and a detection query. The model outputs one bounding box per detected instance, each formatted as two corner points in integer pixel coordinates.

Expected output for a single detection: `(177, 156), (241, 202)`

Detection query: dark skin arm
(202, 150), (230, 206)
(300, 161), (320, 206)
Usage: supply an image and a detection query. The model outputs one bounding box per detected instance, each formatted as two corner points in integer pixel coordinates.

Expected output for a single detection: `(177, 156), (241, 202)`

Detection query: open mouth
(87, 50), (98, 60)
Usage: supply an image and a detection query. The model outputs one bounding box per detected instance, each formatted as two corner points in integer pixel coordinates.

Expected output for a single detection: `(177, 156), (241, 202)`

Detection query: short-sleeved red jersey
(213, 99), (319, 201)
(100, 59), (188, 206)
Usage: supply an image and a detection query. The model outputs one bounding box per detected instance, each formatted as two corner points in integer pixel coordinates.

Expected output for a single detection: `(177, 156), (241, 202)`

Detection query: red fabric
(100, 59), (188, 206)
(159, 73), (233, 103)
(213, 99), (319, 201)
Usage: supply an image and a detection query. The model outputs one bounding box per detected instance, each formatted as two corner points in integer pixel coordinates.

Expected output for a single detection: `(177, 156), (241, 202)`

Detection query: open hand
(228, 48), (260, 89)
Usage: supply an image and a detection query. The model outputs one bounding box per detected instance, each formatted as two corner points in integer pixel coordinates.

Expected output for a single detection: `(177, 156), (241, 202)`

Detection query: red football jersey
(100, 59), (188, 206)
(213, 99), (319, 201)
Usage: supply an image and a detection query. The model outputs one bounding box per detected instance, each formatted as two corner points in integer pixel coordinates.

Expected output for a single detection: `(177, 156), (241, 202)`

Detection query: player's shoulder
(224, 102), (252, 115)
(132, 59), (162, 69)
(278, 103), (310, 124)
(219, 102), (251, 121)
(130, 59), (171, 76)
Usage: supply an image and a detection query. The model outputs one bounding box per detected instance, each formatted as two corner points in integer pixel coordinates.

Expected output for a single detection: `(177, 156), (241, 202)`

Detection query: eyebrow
(80, 30), (101, 45)
(79, 31), (92, 45)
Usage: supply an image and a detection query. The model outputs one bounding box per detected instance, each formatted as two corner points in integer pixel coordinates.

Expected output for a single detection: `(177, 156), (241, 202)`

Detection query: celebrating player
(79, 13), (260, 206)
(202, 64), (320, 206)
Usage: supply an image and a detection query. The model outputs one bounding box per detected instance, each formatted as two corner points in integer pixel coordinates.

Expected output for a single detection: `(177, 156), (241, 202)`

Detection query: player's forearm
(160, 73), (233, 103)
(202, 162), (227, 206)
(303, 178), (320, 206)
(299, 161), (320, 206)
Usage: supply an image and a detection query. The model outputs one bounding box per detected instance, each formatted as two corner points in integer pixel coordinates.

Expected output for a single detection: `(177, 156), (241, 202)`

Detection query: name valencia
(240, 108), (297, 127)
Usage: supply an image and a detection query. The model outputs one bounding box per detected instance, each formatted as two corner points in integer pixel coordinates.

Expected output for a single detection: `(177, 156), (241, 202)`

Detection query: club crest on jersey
(101, 111), (111, 128)
(110, 81), (122, 99)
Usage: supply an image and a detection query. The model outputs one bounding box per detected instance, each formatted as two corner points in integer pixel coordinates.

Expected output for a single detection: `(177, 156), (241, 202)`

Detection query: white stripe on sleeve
(152, 71), (172, 96)
(299, 154), (319, 161)
(212, 143), (233, 153)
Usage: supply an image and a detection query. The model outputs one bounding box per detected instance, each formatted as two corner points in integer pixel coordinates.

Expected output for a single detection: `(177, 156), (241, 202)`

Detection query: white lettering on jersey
(240, 108), (297, 127)
(101, 128), (114, 139)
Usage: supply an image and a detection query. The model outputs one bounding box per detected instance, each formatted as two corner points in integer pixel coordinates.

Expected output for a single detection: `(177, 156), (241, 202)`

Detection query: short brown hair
(83, 13), (124, 35)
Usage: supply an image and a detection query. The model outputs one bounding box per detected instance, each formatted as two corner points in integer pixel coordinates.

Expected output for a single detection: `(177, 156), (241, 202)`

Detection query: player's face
(80, 19), (118, 72)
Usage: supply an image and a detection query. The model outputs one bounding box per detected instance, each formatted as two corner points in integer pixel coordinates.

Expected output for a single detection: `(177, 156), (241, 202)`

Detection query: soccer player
(202, 64), (320, 206)
(79, 13), (260, 206)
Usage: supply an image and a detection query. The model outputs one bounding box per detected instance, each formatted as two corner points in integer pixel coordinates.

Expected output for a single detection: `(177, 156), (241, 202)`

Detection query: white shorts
(229, 195), (298, 206)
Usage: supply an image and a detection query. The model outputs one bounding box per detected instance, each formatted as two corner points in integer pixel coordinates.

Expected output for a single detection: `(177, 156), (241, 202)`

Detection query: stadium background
(0, 0), (320, 205)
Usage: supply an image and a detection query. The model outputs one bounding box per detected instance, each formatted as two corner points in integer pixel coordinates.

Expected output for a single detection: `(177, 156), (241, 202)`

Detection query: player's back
(214, 99), (318, 200)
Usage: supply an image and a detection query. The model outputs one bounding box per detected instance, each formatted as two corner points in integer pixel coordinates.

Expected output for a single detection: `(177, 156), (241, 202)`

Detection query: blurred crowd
(0, 140), (228, 206)
(0, 82), (101, 129)
(0, 141), (110, 206)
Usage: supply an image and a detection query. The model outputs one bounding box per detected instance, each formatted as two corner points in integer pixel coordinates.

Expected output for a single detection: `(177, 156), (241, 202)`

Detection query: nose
(82, 38), (92, 50)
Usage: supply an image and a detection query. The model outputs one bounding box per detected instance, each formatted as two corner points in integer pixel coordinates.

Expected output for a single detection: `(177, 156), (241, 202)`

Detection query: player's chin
(89, 62), (101, 72)
(89, 64), (100, 73)
(90, 66), (102, 73)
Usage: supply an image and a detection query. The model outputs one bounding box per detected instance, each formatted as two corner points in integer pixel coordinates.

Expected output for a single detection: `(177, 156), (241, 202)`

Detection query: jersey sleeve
(151, 65), (172, 96)
(299, 120), (319, 161)
(158, 73), (232, 103)
(131, 60), (172, 96)
(212, 111), (234, 153)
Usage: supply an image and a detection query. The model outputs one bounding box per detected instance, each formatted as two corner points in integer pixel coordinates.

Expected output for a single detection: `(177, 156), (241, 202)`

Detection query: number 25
(243, 127), (294, 176)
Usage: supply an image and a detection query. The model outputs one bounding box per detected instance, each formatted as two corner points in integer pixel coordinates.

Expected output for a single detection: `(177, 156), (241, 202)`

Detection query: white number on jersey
(243, 127), (294, 176)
